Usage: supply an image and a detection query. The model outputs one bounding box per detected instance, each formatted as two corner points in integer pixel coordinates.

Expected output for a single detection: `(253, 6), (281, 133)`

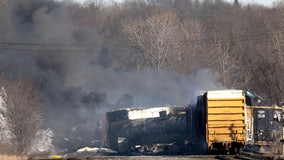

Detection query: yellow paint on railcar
(206, 90), (246, 152)
(207, 107), (244, 114)
(207, 100), (245, 107)
(48, 155), (63, 159)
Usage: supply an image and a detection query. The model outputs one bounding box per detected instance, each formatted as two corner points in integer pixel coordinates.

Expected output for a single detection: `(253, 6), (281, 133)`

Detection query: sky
(71, 0), (278, 7)
(226, 0), (277, 6)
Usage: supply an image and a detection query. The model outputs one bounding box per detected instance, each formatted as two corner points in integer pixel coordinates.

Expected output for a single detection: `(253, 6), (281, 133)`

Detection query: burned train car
(104, 90), (283, 155)
(105, 106), (206, 154)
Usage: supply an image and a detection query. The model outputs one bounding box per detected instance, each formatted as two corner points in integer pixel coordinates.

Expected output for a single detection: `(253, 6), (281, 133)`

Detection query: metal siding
(208, 121), (245, 126)
(208, 134), (245, 141)
(207, 114), (244, 121)
(207, 100), (244, 107)
(253, 107), (282, 144)
(245, 106), (283, 146)
(207, 107), (244, 114)
(206, 95), (246, 149)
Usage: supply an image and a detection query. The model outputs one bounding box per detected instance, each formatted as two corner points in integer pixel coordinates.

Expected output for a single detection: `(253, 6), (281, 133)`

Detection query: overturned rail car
(104, 90), (283, 155)
(106, 106), (205, 154)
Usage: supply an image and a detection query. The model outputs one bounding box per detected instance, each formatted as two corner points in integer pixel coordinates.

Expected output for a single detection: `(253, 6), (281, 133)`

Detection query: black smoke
(0, 0), (225, 153)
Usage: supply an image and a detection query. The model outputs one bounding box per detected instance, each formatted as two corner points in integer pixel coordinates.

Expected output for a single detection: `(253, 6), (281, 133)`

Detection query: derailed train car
(104, 90), (283, 155)
(246, 105), (283, 151)
(106, 106), (204, 154)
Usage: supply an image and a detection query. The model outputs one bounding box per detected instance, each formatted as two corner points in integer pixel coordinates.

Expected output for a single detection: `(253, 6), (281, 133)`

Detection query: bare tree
(62, 0), (284, 104)
(121, 10), (177, 71)
(260, 6), (284, 104)
(0, 76), (42, 154)
(0, 0), (7, 6)
(174, 18), (204, 74)
(121, 9), (203, 73)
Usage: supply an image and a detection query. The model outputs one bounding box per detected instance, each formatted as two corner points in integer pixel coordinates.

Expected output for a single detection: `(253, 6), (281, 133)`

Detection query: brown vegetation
(66, 0), (284, 105)
(0, 0), (284, 154)
(0, 153), (27, 160)
(0, 76), (42, 154)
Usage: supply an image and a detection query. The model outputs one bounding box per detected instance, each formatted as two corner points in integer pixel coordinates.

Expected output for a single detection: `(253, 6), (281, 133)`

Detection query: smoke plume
(0, 0), (225, 152)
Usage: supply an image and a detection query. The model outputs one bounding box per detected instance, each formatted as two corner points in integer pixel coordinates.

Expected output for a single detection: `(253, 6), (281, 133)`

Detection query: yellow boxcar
(205, 90), (246, 153)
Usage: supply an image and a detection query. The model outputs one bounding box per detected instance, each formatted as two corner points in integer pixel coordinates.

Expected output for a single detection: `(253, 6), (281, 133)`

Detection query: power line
(0, 41), (137, 47)
(0, 32), (282, 54)
(0, 29), (282, 47)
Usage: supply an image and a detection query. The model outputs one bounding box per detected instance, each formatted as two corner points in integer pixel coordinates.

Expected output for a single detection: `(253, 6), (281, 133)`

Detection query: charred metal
(103, 90), (284, 155)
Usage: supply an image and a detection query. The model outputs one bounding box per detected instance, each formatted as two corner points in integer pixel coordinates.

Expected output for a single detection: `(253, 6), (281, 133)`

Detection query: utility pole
(282, 106), (284, 155)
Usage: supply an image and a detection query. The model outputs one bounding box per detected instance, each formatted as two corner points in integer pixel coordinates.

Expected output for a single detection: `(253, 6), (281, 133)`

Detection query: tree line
(0, 0), (284, 155)
(65, 0), (284, 105)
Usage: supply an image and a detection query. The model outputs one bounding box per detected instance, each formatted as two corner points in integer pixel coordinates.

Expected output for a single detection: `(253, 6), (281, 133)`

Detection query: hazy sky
(226, 0), (277, 6)
(72, 0), (277, 7)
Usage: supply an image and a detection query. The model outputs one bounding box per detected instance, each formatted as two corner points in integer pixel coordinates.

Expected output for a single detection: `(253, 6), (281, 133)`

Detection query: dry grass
(0, 154), (28, 160)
